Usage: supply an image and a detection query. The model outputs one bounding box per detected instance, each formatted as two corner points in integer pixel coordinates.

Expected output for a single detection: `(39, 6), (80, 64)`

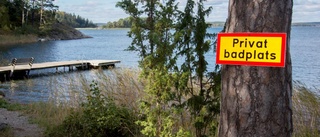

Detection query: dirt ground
(0, 108), (43, 137)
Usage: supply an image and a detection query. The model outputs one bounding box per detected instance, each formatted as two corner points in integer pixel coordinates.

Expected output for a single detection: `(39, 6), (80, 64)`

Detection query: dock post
(26, 70), (30, 78)
(10, 67), (14, 78)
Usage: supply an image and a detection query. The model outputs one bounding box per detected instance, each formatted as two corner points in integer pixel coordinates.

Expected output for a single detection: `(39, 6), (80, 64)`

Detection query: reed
(19, 69), (320, 136)
(43, 68), (145, 110)
(292, 83), (320, 137)
(23, 68), (144, 136)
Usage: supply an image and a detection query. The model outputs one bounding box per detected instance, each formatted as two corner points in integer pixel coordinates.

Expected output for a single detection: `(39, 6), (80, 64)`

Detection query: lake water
(0, 27), (319, 103)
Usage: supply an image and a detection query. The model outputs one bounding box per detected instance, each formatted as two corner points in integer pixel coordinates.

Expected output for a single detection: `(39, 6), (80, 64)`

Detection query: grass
(1, 68), (319, 136)
(0, 98), (27, 111)
(292, 83), (320, 137)
(0, 125), (13, 137)
(0, 34), (38, 46)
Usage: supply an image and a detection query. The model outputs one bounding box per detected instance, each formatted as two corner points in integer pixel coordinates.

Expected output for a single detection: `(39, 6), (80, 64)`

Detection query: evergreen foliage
(117, 0), (220, 136)
(0, 0), (95, 35)
(55, 11), (97, 28)
(0, 0), (58, 34)
(103, 17), (134, 28)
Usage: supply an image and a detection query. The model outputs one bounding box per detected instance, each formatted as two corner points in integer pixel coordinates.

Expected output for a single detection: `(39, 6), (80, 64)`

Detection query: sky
(53, 0), (320, 23)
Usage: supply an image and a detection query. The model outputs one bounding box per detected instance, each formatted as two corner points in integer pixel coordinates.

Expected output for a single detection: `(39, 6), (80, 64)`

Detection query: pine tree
(219, 0), (293, 136)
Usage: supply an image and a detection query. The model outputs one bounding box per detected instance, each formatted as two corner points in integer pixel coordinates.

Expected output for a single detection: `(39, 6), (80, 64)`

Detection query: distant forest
(103, 17), (227, 28)
(0, 0), (96, 35)
(103, 17), (320, 29)
(102, 17), (133, 28)
(292, 22), (320, 26)
(55, 11), (97, 28)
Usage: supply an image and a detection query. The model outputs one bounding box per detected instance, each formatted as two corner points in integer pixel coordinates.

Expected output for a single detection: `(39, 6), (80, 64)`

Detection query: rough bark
(219, 0), (293, 137)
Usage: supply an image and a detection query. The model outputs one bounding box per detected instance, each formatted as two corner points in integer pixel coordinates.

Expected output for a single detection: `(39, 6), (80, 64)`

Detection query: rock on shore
(0, 22), (92, 46)
(40, 21), (92, 41)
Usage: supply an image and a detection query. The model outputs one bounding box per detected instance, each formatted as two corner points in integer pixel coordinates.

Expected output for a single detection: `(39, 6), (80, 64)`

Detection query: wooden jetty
(0, 59), (120, 81)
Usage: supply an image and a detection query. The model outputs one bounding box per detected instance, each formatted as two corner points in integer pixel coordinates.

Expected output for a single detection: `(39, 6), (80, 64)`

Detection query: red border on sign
(216, 33), (287, 67)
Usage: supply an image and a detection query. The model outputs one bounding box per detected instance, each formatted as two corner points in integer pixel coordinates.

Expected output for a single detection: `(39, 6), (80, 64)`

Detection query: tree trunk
(22, 9), (25, 25)
(40, 0), (43, 25)
(219, 0), (293, 137)
(26, 10), (29, 24)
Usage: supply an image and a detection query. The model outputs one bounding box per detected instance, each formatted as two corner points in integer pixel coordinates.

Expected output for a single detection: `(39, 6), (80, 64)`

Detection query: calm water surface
(0, 27), (319, 103)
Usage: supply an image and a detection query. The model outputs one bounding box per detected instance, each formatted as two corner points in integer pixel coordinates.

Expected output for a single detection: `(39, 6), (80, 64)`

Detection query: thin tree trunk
(40, 0), (43, 25)
(22, 9), (25, 25)
(31, 0), (35, 26)
(219, 0), (293, 136)
(26, 10), (29, 24)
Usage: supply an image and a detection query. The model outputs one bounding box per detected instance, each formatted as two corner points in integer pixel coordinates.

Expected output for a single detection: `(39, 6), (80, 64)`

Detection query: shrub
(53, 82), (138, 137)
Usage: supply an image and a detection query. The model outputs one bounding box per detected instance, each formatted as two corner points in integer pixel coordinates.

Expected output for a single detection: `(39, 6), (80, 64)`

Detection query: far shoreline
(2, 24), (318, 47)
(0, 34), (92, 47)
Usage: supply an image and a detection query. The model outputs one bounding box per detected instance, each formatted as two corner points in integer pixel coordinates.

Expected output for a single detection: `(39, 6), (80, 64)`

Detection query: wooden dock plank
(31, 61), (86, 70)
(0, 60), (120, 73)
(85, 60), (121, 67)
(0, 66), (12, 72)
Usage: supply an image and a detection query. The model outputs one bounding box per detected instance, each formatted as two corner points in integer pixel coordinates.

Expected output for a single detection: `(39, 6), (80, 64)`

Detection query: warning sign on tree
(216, 33), (287, 67)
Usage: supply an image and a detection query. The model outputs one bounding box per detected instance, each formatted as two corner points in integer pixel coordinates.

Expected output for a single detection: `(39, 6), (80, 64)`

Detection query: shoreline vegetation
(0, 69), (319, 137)
(0, 34), (38, 46)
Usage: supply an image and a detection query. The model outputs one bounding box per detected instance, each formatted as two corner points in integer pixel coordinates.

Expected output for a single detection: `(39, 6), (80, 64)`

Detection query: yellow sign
(216, 33), (286, 67)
